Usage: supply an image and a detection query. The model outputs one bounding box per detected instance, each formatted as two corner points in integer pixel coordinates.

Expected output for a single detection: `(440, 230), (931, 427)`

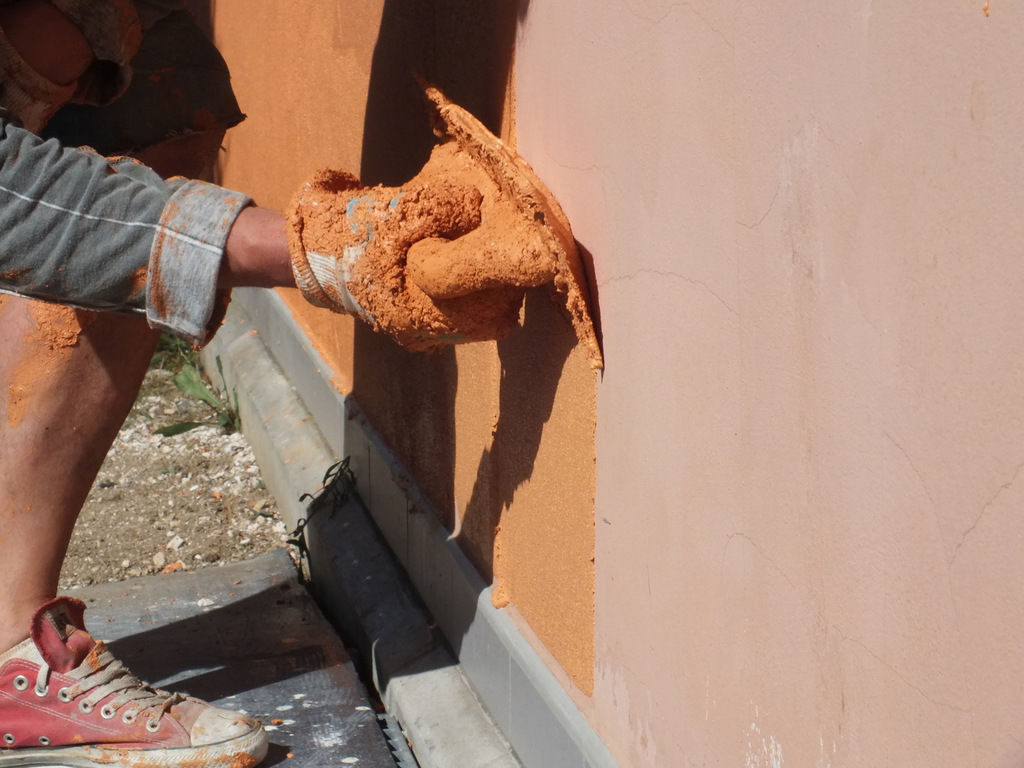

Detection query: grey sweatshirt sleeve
(0, 118), (251, 343)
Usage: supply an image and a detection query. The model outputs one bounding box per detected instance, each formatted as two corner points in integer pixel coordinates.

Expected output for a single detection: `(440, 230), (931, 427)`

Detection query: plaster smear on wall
(211, 0), (598, 696)
(745, 714), (784, 768)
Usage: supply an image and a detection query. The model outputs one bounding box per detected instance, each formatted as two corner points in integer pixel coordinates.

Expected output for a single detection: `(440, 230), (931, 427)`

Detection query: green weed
(153, 334), (241, 436)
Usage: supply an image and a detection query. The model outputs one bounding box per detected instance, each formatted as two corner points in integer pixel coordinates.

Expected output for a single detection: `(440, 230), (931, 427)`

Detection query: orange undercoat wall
(515, 1), (1024, 766)
(209, 2), (596, 694)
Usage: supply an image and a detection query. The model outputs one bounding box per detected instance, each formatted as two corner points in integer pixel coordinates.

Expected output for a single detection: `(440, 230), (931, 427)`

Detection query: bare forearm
(220, 206), (295, 290)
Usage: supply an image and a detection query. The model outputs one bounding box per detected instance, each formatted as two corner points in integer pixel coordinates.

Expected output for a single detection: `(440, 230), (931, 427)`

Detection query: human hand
(287, 142), (557, 351)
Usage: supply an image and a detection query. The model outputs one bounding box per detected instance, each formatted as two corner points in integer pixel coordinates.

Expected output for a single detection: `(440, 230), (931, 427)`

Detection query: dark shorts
(41, 10), (244, 155)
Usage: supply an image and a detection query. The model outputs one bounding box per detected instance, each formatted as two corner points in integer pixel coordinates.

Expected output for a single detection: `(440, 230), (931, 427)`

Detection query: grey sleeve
(0, 118), (251, 343)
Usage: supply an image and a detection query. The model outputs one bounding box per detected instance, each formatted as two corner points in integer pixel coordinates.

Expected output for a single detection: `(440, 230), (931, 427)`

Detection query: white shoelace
(35, 642), (183, 727)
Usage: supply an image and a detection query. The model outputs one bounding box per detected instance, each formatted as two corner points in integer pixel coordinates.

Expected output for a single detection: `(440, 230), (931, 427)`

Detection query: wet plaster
(6, 302), (91, 428)
(210, 0), (597, 695)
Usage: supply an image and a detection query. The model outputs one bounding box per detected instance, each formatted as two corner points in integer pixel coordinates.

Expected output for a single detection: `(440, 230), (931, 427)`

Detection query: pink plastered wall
(515, 1), (1024, 766)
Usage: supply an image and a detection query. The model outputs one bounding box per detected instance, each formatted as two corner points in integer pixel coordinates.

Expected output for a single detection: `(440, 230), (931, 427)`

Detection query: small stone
(167, 535), (184, 551)
(153, 551), (166, 568)
(121, 559), (131, 569)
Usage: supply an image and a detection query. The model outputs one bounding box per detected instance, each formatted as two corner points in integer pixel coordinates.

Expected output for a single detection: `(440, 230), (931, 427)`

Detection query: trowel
(414, 86), (604, 370)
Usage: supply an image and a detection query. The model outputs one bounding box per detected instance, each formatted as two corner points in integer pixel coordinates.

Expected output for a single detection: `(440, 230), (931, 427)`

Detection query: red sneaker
(0, 597), (268, 767)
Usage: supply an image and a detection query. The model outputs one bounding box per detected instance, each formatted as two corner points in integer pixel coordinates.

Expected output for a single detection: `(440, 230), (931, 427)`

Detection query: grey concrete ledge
(205, 288), (619, 768)
(202, 297), (518, 768)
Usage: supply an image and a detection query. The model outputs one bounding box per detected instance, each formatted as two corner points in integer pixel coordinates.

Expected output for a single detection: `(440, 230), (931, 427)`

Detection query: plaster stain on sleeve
(129, 267), (149, 302)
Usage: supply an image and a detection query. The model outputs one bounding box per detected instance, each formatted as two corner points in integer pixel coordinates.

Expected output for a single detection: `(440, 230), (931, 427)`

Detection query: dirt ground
(59, 356), (291, 590)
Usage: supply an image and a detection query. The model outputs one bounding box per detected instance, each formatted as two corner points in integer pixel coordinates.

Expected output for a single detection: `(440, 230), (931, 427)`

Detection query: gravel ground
(59, 361), (292, 590)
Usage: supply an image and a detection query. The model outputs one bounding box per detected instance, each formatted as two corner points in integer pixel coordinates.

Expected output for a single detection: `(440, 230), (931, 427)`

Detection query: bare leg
(0, 305), (158, 652)
(0, 132), (224, 653)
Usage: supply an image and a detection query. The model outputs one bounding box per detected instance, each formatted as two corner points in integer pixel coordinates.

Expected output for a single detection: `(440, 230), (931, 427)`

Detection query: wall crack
(949, 457), (1024, 567)
(600, 268), (738, 316)
(883, 431), (939, 509)
(736, 182), (781, 231)
(723, 531), (799, 593)
(830, 624), (974, 715)
(621, 1), (735, 50)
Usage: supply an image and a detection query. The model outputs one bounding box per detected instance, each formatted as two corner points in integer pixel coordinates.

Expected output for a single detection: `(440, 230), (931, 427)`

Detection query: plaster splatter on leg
(7, 303), (93, 428)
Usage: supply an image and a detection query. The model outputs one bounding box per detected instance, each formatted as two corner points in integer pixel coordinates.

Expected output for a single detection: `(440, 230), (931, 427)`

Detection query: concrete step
(71, 549), (402, 768)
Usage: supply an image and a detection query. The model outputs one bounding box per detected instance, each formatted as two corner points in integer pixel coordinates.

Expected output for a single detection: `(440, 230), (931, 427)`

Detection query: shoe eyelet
(12, 676), (28, 691)
(78, 701), (94, 714)
(3, 734), (14, 745)
(145, 719), (161, 733)
(34, 685), (48, 698)
(100, 704), (117, 720)
(38, 736), (50, 746)
(58, 688), (72, 703)
(122, 711), (137, 724)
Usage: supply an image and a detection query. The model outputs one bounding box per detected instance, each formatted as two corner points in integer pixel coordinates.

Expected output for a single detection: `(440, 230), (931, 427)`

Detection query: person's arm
(221, 207), (294, 290)
(0, 119), (271, 343)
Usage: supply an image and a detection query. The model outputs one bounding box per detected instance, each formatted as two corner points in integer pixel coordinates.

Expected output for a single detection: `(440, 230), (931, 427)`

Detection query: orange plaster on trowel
(288, 87), (603, 366)
(7, 303), (93, 428)
(404, 143), (556, 300)
(289, 165), (528, 349)
(419, 87), (603, 369)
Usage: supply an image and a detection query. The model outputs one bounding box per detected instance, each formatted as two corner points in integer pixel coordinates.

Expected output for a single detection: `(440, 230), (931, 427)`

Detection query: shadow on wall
(351, 0), (529, 529)
(360, 0), (530, 185)
(457, 288), (576, 583)
(351, 0), (580, 616)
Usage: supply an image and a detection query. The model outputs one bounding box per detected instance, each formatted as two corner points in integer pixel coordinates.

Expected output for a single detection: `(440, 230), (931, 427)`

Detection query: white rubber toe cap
(190, 705), (264, 747)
